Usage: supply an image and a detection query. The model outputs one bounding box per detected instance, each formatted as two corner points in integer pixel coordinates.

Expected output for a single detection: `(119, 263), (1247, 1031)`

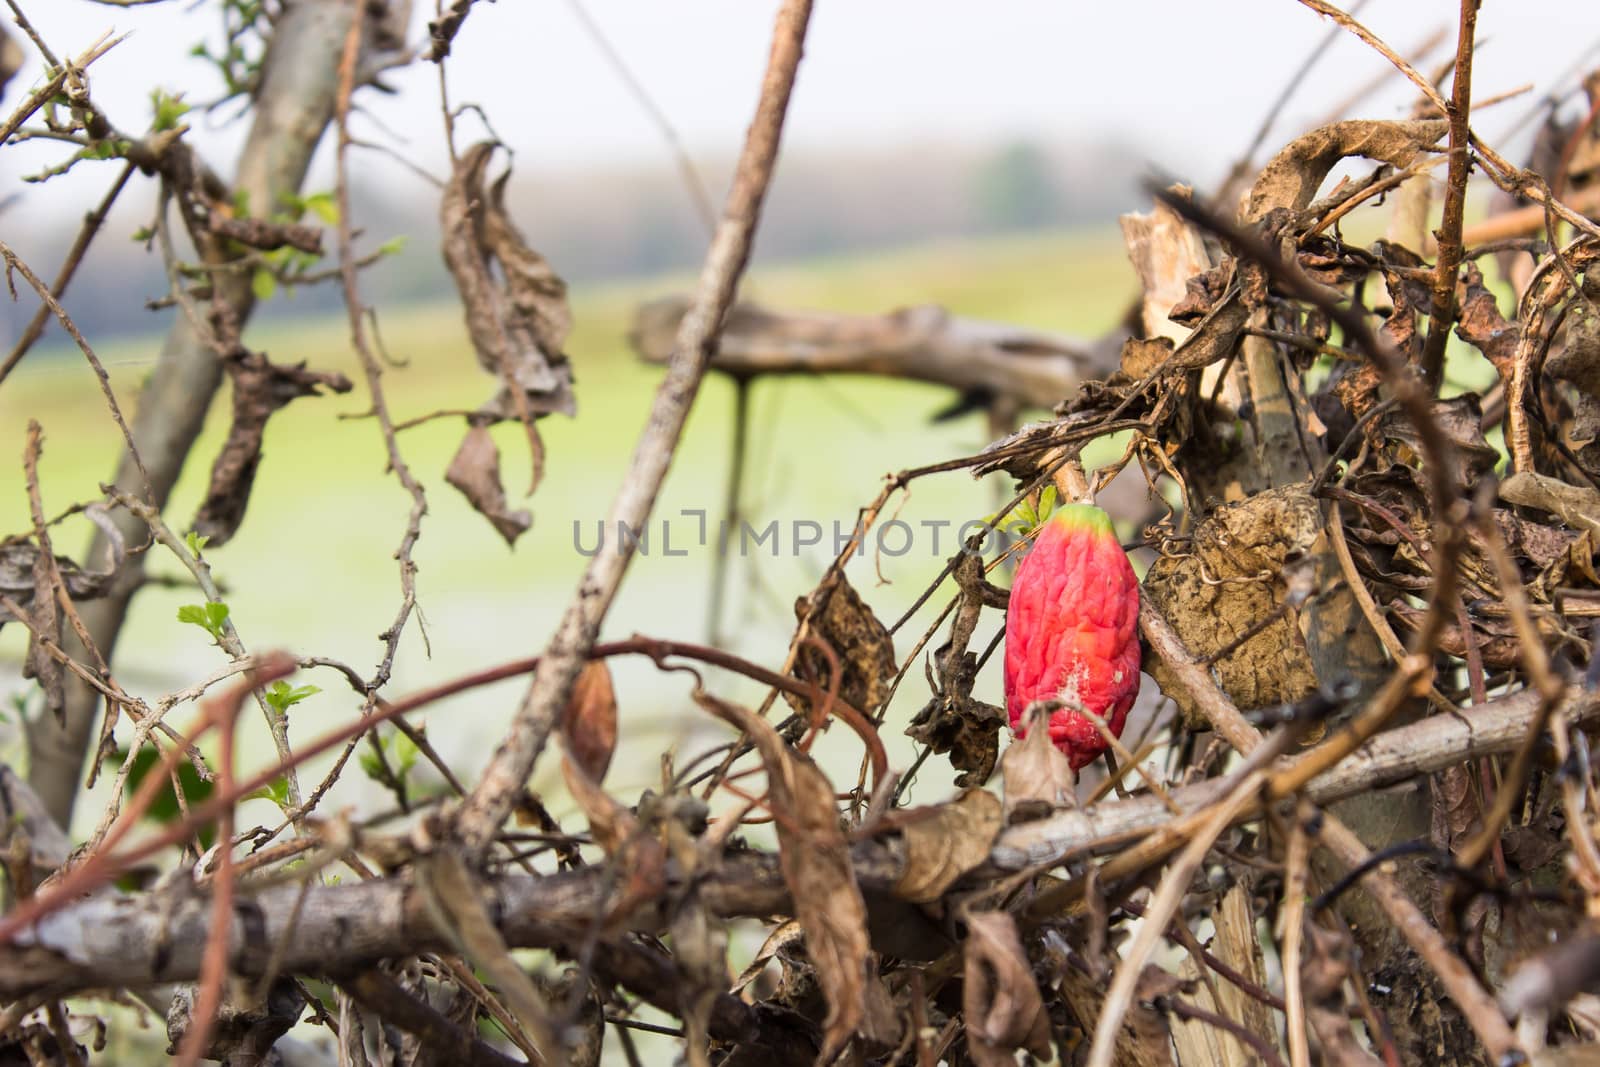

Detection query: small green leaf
(184, 530), (210, 556)
(302, 191), (339, 225)
(251, 267), (277, 302)
(131, 226), (154, 243)
(358, 748), (384, 782)
(243, 775), (291, 807)
(376, 235), (408, 257)
(149, 89), (191, 133)
(177, 601), (230, 642)
(264, 680), (319, 717)
(392, 729), (420, 778)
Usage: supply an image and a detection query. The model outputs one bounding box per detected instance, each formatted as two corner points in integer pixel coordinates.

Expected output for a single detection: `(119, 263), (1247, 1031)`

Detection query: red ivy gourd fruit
(1003, 502), (1140, 769)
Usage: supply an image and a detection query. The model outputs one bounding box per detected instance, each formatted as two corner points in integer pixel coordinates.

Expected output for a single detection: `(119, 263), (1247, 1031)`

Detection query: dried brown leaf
(692, 690), (869, 1059)
(1390, 602), (1554, 669)
(785, 573), (896, 725)
(1246, 119), (1446, 222)
(907, 552), (1007, 786)
(193, 351), (353, 546)
(25, 512), (62, 718)
(774, 754), (869, 1058)
(963, 911), (1051, 1067)
(0, 763), (70, 870)
(1001, 706), (1076, 823)
(441, 139), (572, 528)
(1119, 336), (1174, 379)
(560, 660), (617, 783)
(893, 787), (1002, 903)
(1374, 394), (1499, 480)
(441, 142), (575, 423)
(0, 506), (124, 625)
(1456, 263), (1520, 377)
(445, 423), (533, 547)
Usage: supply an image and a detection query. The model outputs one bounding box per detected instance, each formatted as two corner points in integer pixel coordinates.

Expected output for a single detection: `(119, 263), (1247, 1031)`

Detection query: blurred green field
(0, 226), (1136, 833)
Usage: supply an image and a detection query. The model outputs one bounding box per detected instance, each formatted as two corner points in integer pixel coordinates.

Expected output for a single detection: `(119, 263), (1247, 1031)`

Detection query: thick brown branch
(629, 297), (1118, 410)
(5, 680), (1588, 1004)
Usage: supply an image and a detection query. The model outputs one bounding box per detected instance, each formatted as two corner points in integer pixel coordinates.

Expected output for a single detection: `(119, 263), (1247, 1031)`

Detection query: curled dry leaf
(908, 552), (1007, 786)
(1245, 119), (1447, 222)
(1547, 273), (1600, 481)
(0, 508), (125, 624)
(1374, 394), (1499, 480)
(0, 763), (70, 871)
(784, 572), (896, 727)
(962, 911), (1052, 1067)
(893, 787), (1002, 903)
(444, 424), (533, 546)
(730, 919), (806, 997)
(558, 664), (666, 928)
(1390, 601), (1559, 670)
(193, 350), (353, 546)
(692, 689), (870, 1059)
(1001, 706), (1076, 823)
(25, 508), (62, 718)
(560, 660), (618, 783)
(1455, 263), (1519, 376)
(441, 141), (574, 539)
(441, 142), (575, 414)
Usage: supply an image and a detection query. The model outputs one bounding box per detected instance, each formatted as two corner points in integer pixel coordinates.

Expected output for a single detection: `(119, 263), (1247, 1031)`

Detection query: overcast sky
(5, 1), (1600, 217)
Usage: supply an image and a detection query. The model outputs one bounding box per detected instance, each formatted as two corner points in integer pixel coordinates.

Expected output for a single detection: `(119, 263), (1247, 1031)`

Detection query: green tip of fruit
(1049, 502), (1114, 535)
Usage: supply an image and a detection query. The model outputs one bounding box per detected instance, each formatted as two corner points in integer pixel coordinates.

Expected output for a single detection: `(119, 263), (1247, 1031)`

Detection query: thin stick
(0, 162), (134, 384)
(1086, 773), (1262, 1067)
(0, 241), (149, 494)
(565, 0), (717, 234)
(1294, 0), (1448, 116)
(334, 11), (428, 699)
(1419, 0), (1479, 385)
(453, 0), (817, 856)
(171, 674), (245, 1067)
(1283, 803), (1311, 1067)
(708, 377), (751, 646)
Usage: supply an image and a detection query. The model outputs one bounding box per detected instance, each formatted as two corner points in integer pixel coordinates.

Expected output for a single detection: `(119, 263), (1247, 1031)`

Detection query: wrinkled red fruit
(1003, 503), (1141, 769)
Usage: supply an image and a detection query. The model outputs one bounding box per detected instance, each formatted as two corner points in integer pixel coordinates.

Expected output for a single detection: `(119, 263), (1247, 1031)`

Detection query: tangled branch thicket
(5, 0), (1600, 1064)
